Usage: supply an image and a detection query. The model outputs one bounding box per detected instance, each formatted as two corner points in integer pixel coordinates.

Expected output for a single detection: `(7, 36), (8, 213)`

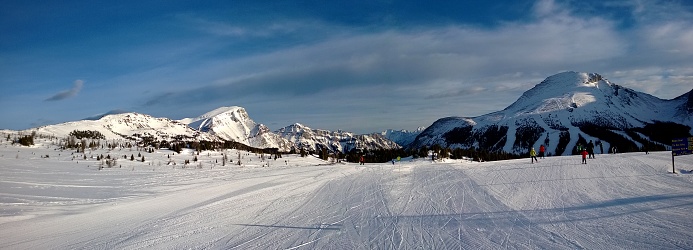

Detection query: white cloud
(142, 0), (693, 130)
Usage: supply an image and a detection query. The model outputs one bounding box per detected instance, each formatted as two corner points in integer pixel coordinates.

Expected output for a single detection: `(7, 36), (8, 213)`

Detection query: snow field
(1, 137), (693, 249)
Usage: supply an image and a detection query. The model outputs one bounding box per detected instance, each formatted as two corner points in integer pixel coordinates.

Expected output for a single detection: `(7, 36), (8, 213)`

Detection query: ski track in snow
(1, 142), (693, 249)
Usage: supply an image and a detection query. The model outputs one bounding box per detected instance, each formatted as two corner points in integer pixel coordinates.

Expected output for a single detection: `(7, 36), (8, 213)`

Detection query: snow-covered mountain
(381, 127), (425, 147)
(31, 112), (215, 141)
(410, 71), (693, 156)
(18, 106), (401, 153)
(276, 123), (401, 154)
(179, 106), (293, 152)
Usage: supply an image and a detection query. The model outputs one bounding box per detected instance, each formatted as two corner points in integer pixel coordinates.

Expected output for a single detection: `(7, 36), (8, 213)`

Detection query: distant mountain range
(16, 71), (692, 156)
(409, 71), (693, 155)
(381, 127), (425, 146)
(25, 106), (402, 153)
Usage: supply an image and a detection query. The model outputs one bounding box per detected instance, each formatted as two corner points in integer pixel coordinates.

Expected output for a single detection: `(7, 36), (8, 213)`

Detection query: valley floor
(1, 142), (693, 249)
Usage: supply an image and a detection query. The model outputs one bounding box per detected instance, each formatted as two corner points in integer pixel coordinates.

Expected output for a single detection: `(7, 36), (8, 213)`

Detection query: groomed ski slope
(1, 143), (693, 249)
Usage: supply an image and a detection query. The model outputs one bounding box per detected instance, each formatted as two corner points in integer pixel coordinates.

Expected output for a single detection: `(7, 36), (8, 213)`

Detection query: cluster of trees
(343, 148), (407, 163)
(17, 134), (34, 146)
(513, 119), (545, 152)
(555, 131), (571, 156)
(579, 124), (639, 153)
(414, 144), (520, 162)
(629, 121), (691, 147)
(441, 125), (509, 152)
(69, 130), (105, 140)
(9, 131), (37, 146)
(334, 144), (521, 164)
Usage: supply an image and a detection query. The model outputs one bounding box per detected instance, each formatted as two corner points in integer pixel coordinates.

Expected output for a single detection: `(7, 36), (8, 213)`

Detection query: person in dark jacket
(587, 140), (595, 159)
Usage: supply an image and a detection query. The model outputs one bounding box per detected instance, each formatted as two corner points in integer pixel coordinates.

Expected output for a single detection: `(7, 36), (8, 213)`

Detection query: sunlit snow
(1, 136), (693, 249)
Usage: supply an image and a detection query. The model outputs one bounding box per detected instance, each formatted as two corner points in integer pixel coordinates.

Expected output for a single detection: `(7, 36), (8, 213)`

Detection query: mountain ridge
(14, 71), (692, 156)
(410, 71), (692, 156)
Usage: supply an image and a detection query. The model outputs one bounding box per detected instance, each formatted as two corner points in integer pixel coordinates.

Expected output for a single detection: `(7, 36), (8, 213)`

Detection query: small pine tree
(141, 156), (145, 162)
(131, 154), (134, 161)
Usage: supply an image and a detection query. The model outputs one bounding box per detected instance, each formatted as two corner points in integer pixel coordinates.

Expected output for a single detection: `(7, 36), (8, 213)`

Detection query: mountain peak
(535, 71), (607, 91)
(503, 71), (616, 114)
(179, 106), (245, 125)
(411, 71), (693, 156)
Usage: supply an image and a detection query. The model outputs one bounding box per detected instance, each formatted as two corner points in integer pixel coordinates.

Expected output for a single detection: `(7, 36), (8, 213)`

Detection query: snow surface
(2, 137), (693, 249)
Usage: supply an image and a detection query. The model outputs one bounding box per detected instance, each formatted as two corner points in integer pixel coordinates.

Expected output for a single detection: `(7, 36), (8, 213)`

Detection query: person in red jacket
(539, 145), (546, 159)
(581, 149), (588, 164)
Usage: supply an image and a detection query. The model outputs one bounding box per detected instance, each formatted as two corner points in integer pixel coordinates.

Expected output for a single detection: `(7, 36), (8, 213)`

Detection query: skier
(581, 149), (588, 164)
(359, 155), (365, 165)
(598, 140), (604, 154)
(539, 145), (546, 159)
(587, 140), (595, 159)
(530, 148), (538, 164)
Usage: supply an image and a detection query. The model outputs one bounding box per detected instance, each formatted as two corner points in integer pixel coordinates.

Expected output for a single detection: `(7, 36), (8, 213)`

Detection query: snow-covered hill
(29, 112), (216, 142)
(276, 123), (401, 153)
(13, 106), (401, 153)
(179, 106), (293, 152)
(381, 127), (425, 147)
(410, 71), (693, 155)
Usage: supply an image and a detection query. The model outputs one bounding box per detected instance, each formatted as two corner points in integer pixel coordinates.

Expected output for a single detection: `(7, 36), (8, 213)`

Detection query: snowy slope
(179, 106), (293, 151)
(276, 123), (401, 153)
(411, 71), (693, 155)
(28, 112), (216, 141)
(1, 136), (693, 249)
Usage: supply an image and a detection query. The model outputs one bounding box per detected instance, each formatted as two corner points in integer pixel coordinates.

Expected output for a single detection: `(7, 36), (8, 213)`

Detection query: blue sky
(1, 0), (692, 133)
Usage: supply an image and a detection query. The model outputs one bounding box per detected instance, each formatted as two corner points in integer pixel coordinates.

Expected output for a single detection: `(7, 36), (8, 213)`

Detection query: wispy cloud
(134, 0), (693, 132)
(144, 6), (625, 107)
(179, 14), (333, 39)
(45, 80), (84, 101)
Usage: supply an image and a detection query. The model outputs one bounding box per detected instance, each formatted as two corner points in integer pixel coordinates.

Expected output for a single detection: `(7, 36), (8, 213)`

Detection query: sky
(1, 0), (692, 134)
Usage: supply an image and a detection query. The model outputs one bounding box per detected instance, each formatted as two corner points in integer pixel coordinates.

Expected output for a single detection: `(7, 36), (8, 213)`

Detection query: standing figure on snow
(539, 145), (546, 159)
(359, 155), (365, 165)
(581, 149), (588, 164)
(530, 148), (538, 164)
(587, 140), (595, 159)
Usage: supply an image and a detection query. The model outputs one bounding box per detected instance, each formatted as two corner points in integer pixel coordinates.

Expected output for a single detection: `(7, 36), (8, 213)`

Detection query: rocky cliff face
(180, 106), (293, 152)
